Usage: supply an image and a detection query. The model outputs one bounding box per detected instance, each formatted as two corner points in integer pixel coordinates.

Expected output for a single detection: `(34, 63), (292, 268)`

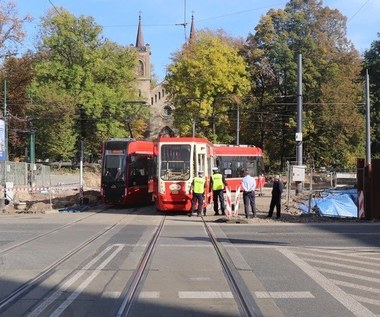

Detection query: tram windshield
(103, 155), (126, 182)
(217, 156), (264, 178)
(160, 144), (191, 181)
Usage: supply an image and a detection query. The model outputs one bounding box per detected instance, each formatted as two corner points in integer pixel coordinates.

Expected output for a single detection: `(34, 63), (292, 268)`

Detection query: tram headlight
(159, 182), (166, 194)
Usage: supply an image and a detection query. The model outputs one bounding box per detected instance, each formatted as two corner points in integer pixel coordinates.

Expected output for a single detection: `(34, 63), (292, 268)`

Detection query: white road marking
(352, 295), (380, 307)
(27, 244), (124, 317)
(331, 279), (380, 293)
(189, 277), (212, 281)
(102, 291), (121, 299)
(255, 291), (314, 299)
(139, 291), (160, 299)
(279, 248), (377, 317)
(303, 257), (380, 274)
(315, 266), (380, 283)
(179, 291), (233, 299)
(295, 250), (380, 267)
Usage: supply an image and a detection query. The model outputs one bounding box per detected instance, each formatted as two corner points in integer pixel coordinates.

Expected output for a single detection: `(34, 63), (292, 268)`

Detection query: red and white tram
(100, 138), (154, 205)
(153, 137), (216, 212)
(214, 144), (265, 191)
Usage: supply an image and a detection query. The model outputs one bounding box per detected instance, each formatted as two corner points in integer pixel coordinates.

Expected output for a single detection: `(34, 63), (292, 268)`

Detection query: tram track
(1, 208), (260, 316)
(0, 207), (138, 314)
(117, 213), (259, 317)
(0, 207), (108, 257)
(202, 216), (259, 317)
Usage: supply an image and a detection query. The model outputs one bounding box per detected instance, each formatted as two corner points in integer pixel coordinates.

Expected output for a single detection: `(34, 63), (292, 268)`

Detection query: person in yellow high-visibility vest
(211, 167), (227, 216)
(189, 170), (206, 217)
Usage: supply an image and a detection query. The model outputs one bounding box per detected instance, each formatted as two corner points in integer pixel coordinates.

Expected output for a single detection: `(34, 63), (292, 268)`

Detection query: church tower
(134, 14), (174, 138)
(135, 14), (151, 99)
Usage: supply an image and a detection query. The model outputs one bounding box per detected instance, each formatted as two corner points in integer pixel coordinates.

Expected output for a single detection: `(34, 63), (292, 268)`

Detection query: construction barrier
(225, 186), (232, 217)
(358, 190), (365, 219)
(233, 186), (241, 217)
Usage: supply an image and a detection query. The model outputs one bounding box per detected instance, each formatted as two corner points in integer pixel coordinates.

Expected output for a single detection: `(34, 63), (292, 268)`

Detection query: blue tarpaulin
(298, 189), (358, 218)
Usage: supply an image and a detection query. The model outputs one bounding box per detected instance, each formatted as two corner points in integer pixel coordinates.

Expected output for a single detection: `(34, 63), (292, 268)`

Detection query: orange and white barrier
(358, 190), (365, 219)
(233, 186), (241, 217)
(225, 186), (232, 217)
(0, 184), (80, 192)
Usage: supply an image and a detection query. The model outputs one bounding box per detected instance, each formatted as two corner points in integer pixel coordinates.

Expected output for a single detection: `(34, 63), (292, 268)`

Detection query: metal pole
(296, 54), (303, 195)
(4, 80), (8, 161)
(365, 69), (371, 166)
(79, 140), (84, 205)
(236, 104), (240, 145)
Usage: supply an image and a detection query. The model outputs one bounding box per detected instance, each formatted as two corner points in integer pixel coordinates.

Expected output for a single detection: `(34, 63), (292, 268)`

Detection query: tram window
(217, 156), (260, 178)
(160, 145), (191, 181)
(103, 155), (126, 182)
(128, 155), (149, 186)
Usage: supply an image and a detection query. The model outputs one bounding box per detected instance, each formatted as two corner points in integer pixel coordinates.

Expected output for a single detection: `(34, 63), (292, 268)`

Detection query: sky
(15, 0), (380, 82)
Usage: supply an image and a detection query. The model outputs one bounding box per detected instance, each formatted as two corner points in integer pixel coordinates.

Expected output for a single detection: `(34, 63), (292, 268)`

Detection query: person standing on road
(241, 170), (256, 218)
(211, 167), (227, 215)
(267, 175), (283, 219)
(189, 170), (206, 217)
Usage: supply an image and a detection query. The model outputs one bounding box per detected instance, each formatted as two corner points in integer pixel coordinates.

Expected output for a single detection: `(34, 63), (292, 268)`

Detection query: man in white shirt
(241, 169), (256, 218)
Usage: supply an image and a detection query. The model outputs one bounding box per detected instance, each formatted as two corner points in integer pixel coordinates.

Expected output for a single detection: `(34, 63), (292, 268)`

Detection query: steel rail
(117, 215), (166, 317)
(0, 211), (130, 313)
(0, 207), (109, 256)
(202, 216), (259, 317)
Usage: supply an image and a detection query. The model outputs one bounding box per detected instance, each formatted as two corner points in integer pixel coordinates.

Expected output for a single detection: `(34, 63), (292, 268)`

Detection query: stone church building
(133, 15), (174, 138)
(132, 15), (195, 138)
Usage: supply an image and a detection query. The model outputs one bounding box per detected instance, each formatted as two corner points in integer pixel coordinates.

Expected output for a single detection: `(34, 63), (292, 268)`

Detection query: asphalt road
(0, 203), (379, 317)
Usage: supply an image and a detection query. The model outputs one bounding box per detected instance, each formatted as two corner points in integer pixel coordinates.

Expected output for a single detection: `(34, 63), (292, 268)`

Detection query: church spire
(136, 14), (144, 48)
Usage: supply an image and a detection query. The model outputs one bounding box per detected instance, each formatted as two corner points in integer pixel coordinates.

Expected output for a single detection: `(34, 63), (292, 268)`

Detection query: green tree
(364, 34), (380, 157)
(164, 30), (251, 142)
(29, 8), (145, 161)
(243, 0), (364, 170)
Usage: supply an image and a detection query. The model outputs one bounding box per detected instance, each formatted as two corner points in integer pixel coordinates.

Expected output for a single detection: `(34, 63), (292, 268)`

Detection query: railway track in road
(0, 208), (260, 316)
(0, 207), (138, 315)
(118, 214), (259, 317)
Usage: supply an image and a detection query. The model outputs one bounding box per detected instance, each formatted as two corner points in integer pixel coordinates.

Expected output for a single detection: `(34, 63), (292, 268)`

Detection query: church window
(138, 60), (144, 76)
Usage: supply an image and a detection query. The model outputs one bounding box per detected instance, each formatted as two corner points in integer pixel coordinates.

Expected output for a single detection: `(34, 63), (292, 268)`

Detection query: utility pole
(365, 69), (371, 166)
(295, 54), (303, 195)
(236, 104), (240, 145)
(3, 80), (8, 161)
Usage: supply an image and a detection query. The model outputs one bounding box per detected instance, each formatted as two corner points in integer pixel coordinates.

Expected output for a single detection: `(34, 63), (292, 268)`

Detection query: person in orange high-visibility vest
(211, 167), (227, 216)
(189, 170), (206, 217)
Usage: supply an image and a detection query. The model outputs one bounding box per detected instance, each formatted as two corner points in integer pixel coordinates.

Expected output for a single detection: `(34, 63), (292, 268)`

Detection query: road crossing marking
(294, 250), (380, 267)
(27, 244), (124, 317)
(303, 257), (380, 274)
(351, 295), (380, 307)
(255, 291), (314, 299)
(279, 248), (377, 317)
(315, 266), (380, 283)
(330, 279), (380, 294)
(179, 291), (233, 299)
(139, 291), (160, 298)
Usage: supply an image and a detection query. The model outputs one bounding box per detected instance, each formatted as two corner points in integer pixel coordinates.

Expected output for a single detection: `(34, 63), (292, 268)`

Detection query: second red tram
(100, 138), (154, 205)
(153, 137), (216, 212)
(214, 144), (265, 191)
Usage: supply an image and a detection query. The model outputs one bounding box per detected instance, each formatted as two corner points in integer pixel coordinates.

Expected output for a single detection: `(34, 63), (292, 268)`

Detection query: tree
(243, 0), (364, 170)
(164, 30), (251, 142)
(29, 8), (146, 161)
(364, 34), (380, 157)
(0, 0), (32, 60)
(1, 53), (36, 160)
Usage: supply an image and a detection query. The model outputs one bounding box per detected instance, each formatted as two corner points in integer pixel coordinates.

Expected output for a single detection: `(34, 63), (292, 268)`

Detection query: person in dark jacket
(267, 175), (283, 219)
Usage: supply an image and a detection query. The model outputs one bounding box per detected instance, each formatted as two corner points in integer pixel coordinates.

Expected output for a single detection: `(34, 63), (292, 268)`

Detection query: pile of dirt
(1, 171), (101, 214)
